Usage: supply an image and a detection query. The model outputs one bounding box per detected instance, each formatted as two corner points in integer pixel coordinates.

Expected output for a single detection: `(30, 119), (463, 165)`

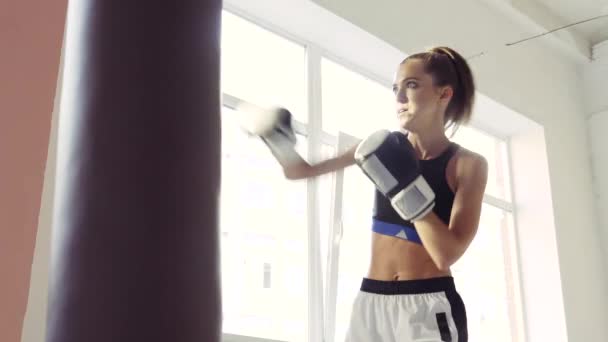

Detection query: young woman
(245, 46), (487, 341)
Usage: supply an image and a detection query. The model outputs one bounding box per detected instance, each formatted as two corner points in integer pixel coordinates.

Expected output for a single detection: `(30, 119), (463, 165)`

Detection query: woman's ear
(440, 86), (454, 101)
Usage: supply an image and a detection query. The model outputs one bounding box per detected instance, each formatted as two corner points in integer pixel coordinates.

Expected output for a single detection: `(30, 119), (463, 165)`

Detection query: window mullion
(324, 132), (356, 342)
(305, 44), (324, 342)
(483, 194), (514, 212)
(504, 137), (528, 342)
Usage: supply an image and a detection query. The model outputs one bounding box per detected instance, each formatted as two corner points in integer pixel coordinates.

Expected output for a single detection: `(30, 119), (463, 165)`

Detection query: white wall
(589, 110), (608, 275)
(585, 41), (608, 116)
(306, 0), (607, 341)
(587, 40), (608, 285)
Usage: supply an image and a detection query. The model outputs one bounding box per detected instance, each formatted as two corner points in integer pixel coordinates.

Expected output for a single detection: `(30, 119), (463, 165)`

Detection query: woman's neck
(406, 127), (450, 160)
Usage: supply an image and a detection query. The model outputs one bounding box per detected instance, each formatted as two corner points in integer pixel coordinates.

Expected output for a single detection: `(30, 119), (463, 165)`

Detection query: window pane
(452, 204), (517, 342)
(221, 11), (307, 123)
(332, 166), (376, 342)
(451, 126), (511, 201)
(322, 58), (395, 137)
(220, 107), (308, 342)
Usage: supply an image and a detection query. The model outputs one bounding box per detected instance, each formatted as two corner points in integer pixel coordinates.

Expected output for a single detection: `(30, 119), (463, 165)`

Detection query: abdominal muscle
(367, 232), (451, 281)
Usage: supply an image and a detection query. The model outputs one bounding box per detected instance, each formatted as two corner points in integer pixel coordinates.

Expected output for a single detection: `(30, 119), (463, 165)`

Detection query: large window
(451, 126), (512, 202)
(221, 11), (307, 123)
(220, 10), (523, 342)
(331, 164), (375, 342)
(319, 60), (520, 342)
(321, 58), (395, 137)
(220, 107), (309, 342)
(451, 204), (517, 342)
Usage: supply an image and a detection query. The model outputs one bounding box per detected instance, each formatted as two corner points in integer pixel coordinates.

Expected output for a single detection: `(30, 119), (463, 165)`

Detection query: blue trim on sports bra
(372, 219), (422, 245)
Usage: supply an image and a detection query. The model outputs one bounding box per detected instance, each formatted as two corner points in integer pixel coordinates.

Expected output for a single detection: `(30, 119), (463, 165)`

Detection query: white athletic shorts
(345, 276), (467, 342)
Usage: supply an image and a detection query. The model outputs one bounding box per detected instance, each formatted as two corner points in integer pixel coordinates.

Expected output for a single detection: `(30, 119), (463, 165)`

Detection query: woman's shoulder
(451, 145), (488, 185)
(452, 145), (486, 164)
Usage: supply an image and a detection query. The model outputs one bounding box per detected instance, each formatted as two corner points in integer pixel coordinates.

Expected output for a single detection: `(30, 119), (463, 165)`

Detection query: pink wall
(0, 1), (67, 341)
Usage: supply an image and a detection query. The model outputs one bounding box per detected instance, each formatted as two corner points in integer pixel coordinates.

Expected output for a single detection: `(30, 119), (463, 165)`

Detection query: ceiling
(535, 0), (608, 44)
(477, 0), (608, 61)
(524, 0), (608, 44)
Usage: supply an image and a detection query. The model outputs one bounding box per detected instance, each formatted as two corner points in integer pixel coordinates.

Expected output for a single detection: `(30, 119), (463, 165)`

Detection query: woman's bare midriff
(367, 232), (451, 281)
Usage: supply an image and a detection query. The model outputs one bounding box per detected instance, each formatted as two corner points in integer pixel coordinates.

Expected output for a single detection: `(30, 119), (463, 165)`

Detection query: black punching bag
(47, 1), (222, 341)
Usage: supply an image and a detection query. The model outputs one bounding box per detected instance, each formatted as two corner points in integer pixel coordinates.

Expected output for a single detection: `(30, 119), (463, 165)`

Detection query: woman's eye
(406, 81), (417, 89)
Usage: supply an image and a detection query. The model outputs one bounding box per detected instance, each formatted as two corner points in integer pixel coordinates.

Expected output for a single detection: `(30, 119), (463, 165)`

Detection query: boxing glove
(237, 104), (300, 165)
(355, 130), (435, 221)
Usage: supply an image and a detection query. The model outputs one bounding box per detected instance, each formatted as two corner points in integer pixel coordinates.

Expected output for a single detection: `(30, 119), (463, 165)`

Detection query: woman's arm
(282, 144), (358, 180)
(242, 106), (358, 180)
(413, 151), (488, 271)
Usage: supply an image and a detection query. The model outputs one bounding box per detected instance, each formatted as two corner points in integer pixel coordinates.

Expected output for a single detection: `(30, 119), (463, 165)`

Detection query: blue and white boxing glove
(355, 130), (435, 221)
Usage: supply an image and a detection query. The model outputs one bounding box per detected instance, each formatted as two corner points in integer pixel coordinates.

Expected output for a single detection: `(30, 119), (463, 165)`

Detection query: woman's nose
(396, 89), (408, 104)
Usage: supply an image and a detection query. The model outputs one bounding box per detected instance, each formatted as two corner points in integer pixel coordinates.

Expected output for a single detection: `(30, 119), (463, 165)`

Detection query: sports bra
(372, 131), (459, 245)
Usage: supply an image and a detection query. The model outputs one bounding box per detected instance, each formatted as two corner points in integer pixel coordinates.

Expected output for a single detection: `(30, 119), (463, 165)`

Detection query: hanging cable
(467, 13), (608, 60)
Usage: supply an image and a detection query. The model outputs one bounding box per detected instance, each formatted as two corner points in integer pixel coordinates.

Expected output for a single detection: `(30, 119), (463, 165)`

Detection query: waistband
(360, 276), (456, 295)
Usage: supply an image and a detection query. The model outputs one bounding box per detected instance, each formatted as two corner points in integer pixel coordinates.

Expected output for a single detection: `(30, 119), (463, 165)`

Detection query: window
(451, 125), (512, 201)
(452, 204), (517, 342)
(327, 129), (519, 342)
(450, 128), (520, 341)
(319, 61), (520, 342)
(220, 9), (523, 342)
(321, 58), (395, 137)
(331, 165), (376, 342)
(220, 107), (308, 342)
(221, 11), (307, 123)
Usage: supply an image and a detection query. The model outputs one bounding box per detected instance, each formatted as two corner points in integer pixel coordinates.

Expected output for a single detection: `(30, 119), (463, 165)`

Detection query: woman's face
(392, 59), (450, 132)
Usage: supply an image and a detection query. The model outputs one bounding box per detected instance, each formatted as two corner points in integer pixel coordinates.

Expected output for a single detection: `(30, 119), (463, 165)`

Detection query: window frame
(219, 8), (525, 342)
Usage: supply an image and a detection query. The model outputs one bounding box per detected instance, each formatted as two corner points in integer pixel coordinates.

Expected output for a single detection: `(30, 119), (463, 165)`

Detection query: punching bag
(47, 1), (223, 341)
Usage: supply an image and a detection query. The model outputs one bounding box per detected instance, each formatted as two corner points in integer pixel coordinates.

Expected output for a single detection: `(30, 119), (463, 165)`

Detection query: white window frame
(323, 132), (355, 342)
(220, 7), (525, 342)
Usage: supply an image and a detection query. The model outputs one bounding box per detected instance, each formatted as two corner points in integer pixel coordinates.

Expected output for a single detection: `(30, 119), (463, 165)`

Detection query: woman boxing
(244, 46), (487, 341)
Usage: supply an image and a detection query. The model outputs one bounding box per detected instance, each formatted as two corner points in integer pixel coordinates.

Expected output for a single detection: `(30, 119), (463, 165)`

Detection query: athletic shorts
(345, 276), (467, 342)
